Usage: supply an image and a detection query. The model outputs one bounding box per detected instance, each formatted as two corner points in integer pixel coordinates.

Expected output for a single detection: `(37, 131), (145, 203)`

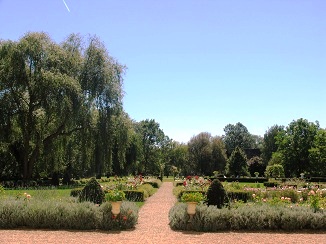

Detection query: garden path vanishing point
(1, 182), (326, 243)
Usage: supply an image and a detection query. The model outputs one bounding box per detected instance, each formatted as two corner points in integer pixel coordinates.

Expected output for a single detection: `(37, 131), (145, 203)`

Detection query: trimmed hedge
(123, 190), (145, 202)
(214, 177), (268, 183)
(169, 203), (326, 231)
(227, 190), (251, 203)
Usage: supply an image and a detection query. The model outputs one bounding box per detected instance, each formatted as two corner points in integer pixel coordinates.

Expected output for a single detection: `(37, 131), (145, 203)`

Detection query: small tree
(226, 146), (249, 177)
(205, 179), (229, 208)
(265, 164), (285, 179)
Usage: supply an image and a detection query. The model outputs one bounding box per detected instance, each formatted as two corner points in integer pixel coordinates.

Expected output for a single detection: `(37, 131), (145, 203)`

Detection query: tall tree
(0, 32), (125, 180)
(0, 32), (82, 180)
(261, 125), (284, 165)
(169, 142), (189, 175)
(211, 136), (227, 173)
(309, 129), (326, 176)
(188, 132), (213, 175)
(223, 122), (254, 155)
(136, 119), (166, 174)
(276, 118), (319, 177)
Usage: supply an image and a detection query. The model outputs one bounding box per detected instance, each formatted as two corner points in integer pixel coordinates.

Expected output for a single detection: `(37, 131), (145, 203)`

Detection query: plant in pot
(105, 189), (126, 216)
(181, 192), (205, 216)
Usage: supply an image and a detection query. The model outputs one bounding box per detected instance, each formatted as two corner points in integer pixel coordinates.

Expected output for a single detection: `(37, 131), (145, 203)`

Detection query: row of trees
(1, 32), (325, 182)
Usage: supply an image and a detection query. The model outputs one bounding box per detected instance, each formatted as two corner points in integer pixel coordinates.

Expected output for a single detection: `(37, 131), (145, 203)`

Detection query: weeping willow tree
(0, 32), (125, 180)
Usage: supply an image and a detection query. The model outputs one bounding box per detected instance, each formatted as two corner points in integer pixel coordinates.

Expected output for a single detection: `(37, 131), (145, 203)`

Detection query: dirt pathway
(1, 182), (326, 243)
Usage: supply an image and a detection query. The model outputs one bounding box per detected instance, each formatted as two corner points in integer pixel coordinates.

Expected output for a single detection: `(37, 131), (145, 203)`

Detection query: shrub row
(169, 203), (326, 231)
(124, 190), (145, 202)
(214, 177), (268, 183)
(0, 199), (138, 230)
(227, 190), (251, 203)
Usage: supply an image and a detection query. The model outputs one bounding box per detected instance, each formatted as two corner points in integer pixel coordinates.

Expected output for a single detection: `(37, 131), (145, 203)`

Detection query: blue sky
(1, 0), (325, 142)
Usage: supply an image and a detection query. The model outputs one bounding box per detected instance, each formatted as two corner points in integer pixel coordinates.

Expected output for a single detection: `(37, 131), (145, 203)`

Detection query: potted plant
(181, 192), (205, 216)
(105, 189), (126, 216)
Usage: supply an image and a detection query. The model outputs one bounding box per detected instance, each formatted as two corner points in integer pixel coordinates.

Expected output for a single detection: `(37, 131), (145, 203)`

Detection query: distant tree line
(1, 32), (325, 182)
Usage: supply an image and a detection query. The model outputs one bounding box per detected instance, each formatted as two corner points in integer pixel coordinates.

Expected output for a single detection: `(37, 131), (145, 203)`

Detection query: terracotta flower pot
(111, 201), (122, 216)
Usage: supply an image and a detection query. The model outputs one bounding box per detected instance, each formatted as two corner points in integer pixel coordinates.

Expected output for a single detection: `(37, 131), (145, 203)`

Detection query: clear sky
(1, 0), (325, 143)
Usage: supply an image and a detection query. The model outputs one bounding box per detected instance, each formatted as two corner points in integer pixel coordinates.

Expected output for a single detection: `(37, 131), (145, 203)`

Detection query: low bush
(138, 184), (156, 198)
(70, 188), (82, 198)
(0, 198), (138, 230)
(143, 181), (160, 188)
(169, 203), (326, 231)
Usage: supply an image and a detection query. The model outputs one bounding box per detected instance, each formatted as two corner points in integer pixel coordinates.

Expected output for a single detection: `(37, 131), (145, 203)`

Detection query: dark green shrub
(123, 190), (145, 202)
(79, 178), (105, 204)
(70, 188), (82, 198)
(206, 179), (229, 208)
(264, 182), (279, 187)
(227, 190), (251, 203)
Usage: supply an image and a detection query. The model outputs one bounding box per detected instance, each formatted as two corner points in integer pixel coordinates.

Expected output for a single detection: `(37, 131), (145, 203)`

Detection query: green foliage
(276, 118), (319, 177)
(227, 190), (251, 203)
(226, 146), (249, 176)
(309, 129), (326, 176)
(206, 179), (229, 208)
(123, 190), (145, 202)
(180, 192), (205, 203)
(223, 122), (255, 154)
(0, 184), (4, 194)
(142, 180), (161, 188)
(169, 203), (326, 231)
(265, 164), (285, 178)
(105, 189), (126, 202)
(138, 183), (156, 198)
(79, 178), (105, 204)
(70, 189), (82, 198)
(261, 125), (284, 165)
(0, 32), (125, 180)
(247, 156), (265, 177)
(0, 198), (138, 230)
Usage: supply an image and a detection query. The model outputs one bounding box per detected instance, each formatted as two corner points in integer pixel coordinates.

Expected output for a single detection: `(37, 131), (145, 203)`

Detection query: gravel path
(1, 182), (326, 243)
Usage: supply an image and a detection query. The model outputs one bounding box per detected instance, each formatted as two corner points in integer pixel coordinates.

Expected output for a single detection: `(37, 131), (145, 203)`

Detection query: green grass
(1, 189), (72, 200)
(163, 176), (175, 182)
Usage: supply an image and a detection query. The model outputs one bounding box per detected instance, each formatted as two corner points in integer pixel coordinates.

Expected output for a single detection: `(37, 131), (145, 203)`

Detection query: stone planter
(111, 201), (122, 216)
(186, 202), (197, 216)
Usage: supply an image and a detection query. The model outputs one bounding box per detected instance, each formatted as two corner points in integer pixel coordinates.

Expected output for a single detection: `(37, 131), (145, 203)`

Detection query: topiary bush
(79, 178), (105, 204)
(206, 179), (229, 208)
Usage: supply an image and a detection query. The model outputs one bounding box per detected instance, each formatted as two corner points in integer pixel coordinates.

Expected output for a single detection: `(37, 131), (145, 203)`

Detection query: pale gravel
(1, 182), (326, 243)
